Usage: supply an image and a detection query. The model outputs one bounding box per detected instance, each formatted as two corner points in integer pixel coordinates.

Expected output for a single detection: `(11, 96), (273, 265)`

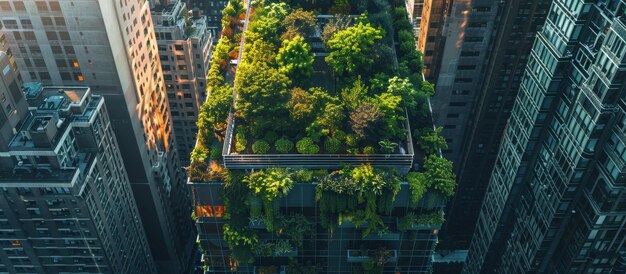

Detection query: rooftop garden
(189, 0), (456, 270)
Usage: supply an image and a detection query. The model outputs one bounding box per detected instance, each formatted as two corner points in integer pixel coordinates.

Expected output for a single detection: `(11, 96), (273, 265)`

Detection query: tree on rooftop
(321, 15), (351, 45)
(281, 9), (317, 41)
(242, 39), (277, 65)
(276, 36), (314, 81)
(325, 21), (383, 75)
(340, 78), (369, 111)
(235, 62), (291, 133)
(288, 87), (315, 125)
(350, 103), (384, 139)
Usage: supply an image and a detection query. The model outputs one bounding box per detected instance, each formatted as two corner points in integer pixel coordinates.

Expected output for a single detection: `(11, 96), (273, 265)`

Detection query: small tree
(281, 9), (317, 40)
(423, 154), (456, 197)
(276, 36), (314, 81)
(417, 127), (447, 154)
(325, 21), (383, 75)
(350, 103), (383, 139)
(321, 15), (351, 45)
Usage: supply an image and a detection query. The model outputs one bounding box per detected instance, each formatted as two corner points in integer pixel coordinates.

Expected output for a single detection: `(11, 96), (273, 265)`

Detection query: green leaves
(277, 36), (314, 81)
(296, 137), (320, 154)
(424, 154), (456, 197)
(325, 21), (383, 75)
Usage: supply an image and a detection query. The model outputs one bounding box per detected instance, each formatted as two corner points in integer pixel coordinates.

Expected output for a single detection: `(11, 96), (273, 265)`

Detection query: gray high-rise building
(438, 0), (550, 255)
(152, 0), (212, 165)
(465, 0), (626, 273)
(0, 1), (193, 272)
(0, 41), (156, 272)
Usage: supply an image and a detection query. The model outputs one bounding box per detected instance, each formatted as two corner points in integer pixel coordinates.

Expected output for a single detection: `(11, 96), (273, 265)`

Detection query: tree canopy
(276, 36), (314, 80)
(325, 21), (383, 75)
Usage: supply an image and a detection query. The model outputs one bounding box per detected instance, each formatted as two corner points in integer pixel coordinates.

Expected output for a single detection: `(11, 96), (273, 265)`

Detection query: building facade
(439, 0), (550, 253)
(0, 1), (193, 272)
(184, 0), (228, 33)
(429, 0), (501, 167)
(465, 0), (626, 273)
(153, 0), (212, 165)
(0, 78), (156, 272)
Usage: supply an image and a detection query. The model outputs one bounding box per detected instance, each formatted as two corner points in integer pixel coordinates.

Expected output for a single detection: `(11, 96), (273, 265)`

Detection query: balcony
(346, 249), (398, 263)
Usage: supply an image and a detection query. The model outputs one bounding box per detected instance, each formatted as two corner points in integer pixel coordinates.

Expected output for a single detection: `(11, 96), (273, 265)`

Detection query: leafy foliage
(423, 154), (456, 197)
(350, 103), (384, 139)
(277, 36), (314, 81)
(235, 62), (291, 133)
(407, 171), (427, 205)
(244, 168), (294, 230)
(324, 138), (341, 153)
(417, 127), (447, 154)
(252, 140), (271, 154)
(325, 21), (383, 75)
(281, 9), (317, 40)
(397, 211), (445, 231)
(296, 137), (320, 154)
(321, 15), (351, 44)
(274, 137), (294, 153)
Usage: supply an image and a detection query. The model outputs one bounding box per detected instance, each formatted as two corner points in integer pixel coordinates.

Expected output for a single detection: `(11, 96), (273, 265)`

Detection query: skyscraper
(465, 1), (626, 273)
(0, 44), (156, 271)
(438, 0), (550, 254)
(0, 1), (193, 272)
(152, 0), (213, 165)
(411, 0), (448, 81)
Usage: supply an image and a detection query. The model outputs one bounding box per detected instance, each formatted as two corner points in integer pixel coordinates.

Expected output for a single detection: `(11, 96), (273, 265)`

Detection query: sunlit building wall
(152, 0), (213, 165)
(0, 1), (194, 273)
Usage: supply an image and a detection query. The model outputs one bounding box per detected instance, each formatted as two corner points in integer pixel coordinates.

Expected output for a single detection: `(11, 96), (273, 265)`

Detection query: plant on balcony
(244, 168), (294, 231)
(316, 165), (400, 237)
(276, 214), (314, 247)
(397, 211), (445, 231)
(416, 126), (448, 155)
(223, 224), (259, 264)
(423, 154), (456, 197)
(273, 240), (294, 256)
(407, 171), (427, 205)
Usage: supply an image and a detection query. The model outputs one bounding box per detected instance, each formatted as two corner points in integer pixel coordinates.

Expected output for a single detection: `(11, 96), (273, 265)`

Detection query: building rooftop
(8, 85), (98, 151)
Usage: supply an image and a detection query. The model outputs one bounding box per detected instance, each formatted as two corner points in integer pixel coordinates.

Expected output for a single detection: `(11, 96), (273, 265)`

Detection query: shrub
(252, 140), (270, 154)
(210, 145), (223, 160)
(345, 134), (360, 147)
(274, 138), (294, 153)
(407, 172), (428, 205)
(264, 131), (279, 144)
(292, 169), (314, 183)
(296, 137), (319, 154)
(235, 132), (247, 153)
(324, 138), (341, 153)
(363, 146), (376, 154)
(333, 130), (347, 141)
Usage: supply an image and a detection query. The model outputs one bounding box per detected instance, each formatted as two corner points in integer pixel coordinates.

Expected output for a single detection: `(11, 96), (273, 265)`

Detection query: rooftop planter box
(363, 232), (401, 240)
(222, 113), (415, 173)
(346, 249), (398, 263)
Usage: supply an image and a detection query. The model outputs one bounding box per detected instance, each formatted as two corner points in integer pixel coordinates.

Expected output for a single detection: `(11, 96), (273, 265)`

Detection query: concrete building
(152, 0), (212, 165)
(465, 0), (626, 273)
(408, 0), (448, 81)
(0, 1), (193, 272)
(184, 0), (228, 33)
(438, 0), (550, 256)
(0, 71), (155, 272)
(429, 0), (502, 167)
